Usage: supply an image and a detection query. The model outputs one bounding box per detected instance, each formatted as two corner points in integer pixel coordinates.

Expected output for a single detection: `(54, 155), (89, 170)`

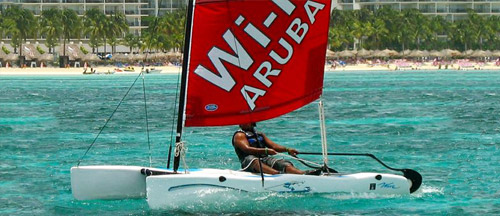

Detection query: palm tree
(40, 9), (63, 54)
(161, 8), (186, 52)
(121, 33), (140, 53)
(4, 7), (36, 56)
(369, 18), (389, 50)
(402, 9), (431, 50)
(428, 16), (450, 50)
(374, 7), (401, 50)
(486, 16), (500, 50)
(392, 11), (413, 52)
(0, 14), (17, 44)
(465, 10), (494, 50)
(107, 12), (128, 54)
(141, 16), (162, 53)
(61, 9), (82, 56)
(351, 21), (373, 50)
(330, 23), (355, 51)
(83, 9), (106, 53)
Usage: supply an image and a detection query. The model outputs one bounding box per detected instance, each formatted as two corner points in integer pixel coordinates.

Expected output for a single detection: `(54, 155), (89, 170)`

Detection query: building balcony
(85, 0), (104, 3)
(127, 21), (140, 26)
(125, 10), (139, 14)
(105, 0), (122, 3)
(474, 5), (490, 13)
(21, 0), (42, 3)
(105, 10), (119, 14)
(42, 0), (60, 3)
(449, 8), (469, 13)
(419, 8), (436, 13)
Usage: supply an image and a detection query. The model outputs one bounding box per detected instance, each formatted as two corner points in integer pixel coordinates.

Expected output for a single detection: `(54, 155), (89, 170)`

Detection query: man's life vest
(232, 129), (266, 162)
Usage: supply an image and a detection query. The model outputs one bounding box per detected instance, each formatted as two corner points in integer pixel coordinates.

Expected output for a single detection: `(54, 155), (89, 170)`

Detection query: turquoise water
(1, 71), (499, 215)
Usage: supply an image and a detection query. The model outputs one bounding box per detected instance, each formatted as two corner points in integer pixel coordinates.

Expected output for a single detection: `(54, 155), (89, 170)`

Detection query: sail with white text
(184, 0), (329, 126)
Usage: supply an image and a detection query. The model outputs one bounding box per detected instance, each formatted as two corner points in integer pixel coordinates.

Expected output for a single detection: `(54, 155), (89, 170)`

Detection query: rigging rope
(77, 72), (143, 166)
(141, 73), (152, 167)
(276, 153), (323, 167)
(167, 65), (183, 169)
(175, 141), (188, 173)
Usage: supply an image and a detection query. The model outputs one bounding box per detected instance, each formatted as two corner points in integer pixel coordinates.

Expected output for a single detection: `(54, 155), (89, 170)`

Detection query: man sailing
(232, 122), (321, 175)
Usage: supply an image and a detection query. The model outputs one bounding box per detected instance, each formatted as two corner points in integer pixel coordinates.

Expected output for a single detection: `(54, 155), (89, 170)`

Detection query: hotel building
(333, 0), (500, 22)
(0, 0), (188, 36)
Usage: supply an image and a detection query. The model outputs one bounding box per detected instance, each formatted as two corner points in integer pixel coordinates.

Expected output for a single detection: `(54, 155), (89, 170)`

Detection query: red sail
(184, 0), (331, 127)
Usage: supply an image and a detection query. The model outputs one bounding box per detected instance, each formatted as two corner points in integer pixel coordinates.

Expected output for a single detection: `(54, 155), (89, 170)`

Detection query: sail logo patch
(205, 104), (218, 111)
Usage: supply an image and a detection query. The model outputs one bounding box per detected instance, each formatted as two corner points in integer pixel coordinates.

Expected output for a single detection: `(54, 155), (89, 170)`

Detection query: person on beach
(232, 122), (321, 175)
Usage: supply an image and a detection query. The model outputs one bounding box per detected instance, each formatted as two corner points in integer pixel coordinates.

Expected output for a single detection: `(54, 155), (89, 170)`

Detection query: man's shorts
(241, 155), (293, 173)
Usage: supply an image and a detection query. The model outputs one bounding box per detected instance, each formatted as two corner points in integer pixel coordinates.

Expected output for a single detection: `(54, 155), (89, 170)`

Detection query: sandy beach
(326, 61), (500, 72)
(1, 62), (499, 76)
(0, 65), (183, 76)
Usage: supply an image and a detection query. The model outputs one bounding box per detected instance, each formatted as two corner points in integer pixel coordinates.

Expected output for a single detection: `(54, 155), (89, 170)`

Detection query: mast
(173, 0), (195, 172)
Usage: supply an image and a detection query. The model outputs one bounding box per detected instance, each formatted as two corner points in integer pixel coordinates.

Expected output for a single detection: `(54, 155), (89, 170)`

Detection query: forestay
(184, 0), (331, 126)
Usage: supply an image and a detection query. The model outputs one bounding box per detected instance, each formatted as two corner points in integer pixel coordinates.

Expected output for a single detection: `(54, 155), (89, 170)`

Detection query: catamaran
(71, 0), (422, 209)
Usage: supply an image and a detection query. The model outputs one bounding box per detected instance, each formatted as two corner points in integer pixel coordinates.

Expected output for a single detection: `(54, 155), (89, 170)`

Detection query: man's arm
(261, 133), (298, 156)
(233, 132), (277, 155)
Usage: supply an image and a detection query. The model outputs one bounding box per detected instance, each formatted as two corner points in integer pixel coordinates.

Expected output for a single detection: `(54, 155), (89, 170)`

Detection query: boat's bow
(402, 169), (422, 193)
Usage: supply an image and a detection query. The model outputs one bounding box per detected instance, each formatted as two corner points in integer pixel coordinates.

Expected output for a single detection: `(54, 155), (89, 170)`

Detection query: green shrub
(80, 46), (89, 55)
(2, 46), (10, 54)
(36, 45), (45, 54)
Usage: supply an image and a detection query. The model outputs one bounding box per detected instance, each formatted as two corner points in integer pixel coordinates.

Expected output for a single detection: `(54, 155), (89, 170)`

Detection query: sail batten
(184, 0), (331, 127)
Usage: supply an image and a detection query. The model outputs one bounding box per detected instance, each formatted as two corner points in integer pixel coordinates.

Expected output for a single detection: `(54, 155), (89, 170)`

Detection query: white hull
(146, 168), (411, 209)
(71, 165), (414, 208)
(71, 166), (147, 200)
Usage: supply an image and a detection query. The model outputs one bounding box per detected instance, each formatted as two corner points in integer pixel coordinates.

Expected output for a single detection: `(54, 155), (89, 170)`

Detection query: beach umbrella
(409, 50), (425, 58)
(421, 50), (430, 57)
(126, 54), (135, 62)
(166, 51), (182, 57)
(429, 50), (443, 57)
(133, 54), (146, 61)
(80, 54), (91, 62)
(491, 50), (500, 57)
(82, 54), (101, 62)
(383, 49), (399, 57)
(441, 49), (461, 57)
(144, 53), (154, 61)
(463, 50), (474, 57)
(39, 53), (54, 62)
(326, 49), (335, 58)
(471, 50), (487, 58)
(5, 54), (18, 61)
(152, 52), (168, 61)
(371, 50), (388, 58)
(399, 49), (412, 57)
(113, 53), (128, 62)
(66, 44), (81, 60)
(0, 51), (6, 60)
(338, 50), (354, 58)
(356, 49), (371, 58)
(159, 52), (170, 60)
(484, 50), (492, 57)
(22, 44), (37, 60)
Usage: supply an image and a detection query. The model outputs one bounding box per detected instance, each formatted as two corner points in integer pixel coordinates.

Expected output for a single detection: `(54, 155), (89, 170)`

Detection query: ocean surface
(1, 70), (499, 215)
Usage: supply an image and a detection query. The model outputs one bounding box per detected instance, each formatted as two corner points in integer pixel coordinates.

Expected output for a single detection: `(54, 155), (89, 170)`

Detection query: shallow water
(1, 71), (499, 215)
